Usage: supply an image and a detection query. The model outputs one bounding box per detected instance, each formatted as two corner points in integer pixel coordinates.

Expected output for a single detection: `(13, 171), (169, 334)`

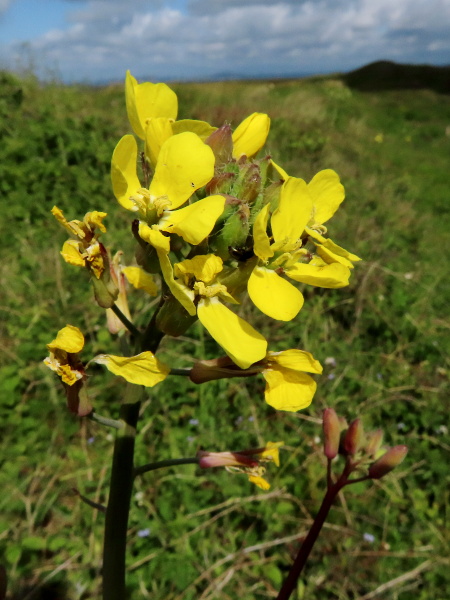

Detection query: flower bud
(214, 204), (250, 259)
(343, 418), (364, 456)
(365, 429), (384, 458)
(234, 163), (262, 204)
(368, 445), (408, 479)
(206, 124), (233, 166)
(90, 245), (119, 308)
(155, 294), (197, 337)
(323, 408), (341, 459)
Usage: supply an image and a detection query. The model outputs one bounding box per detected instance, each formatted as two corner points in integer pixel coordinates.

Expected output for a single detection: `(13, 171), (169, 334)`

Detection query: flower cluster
(45, 70), (360, 416)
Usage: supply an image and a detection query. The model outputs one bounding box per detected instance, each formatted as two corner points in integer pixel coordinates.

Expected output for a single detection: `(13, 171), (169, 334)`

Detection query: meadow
(0, 67), (449, 599)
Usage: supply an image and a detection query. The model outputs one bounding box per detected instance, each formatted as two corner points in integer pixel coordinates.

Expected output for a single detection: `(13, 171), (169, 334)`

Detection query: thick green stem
(102, 386), (142, 600)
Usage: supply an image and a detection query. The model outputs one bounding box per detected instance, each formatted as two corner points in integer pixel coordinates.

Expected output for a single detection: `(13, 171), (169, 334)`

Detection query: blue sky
(1, 0), (449, 83)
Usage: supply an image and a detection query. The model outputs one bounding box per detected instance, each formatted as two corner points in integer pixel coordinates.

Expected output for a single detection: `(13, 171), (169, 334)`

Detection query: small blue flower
(137, 528), (151, 538)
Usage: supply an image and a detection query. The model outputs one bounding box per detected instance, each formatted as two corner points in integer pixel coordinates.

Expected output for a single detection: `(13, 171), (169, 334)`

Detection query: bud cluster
(322, 408), (408, 481)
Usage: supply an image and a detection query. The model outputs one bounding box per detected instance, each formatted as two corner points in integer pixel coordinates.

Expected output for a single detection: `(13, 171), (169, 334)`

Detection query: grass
(0, 69), (449, 599)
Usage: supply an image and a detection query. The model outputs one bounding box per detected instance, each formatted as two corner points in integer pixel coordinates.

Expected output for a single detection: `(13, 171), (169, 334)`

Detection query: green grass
(1, 70), (449, 599)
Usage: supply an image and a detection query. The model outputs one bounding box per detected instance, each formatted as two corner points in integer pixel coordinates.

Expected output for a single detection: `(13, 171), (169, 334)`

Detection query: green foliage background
(0, 70), (449, 599)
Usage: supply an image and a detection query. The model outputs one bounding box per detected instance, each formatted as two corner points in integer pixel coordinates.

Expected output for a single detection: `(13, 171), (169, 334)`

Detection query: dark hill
(342, 60), (450, 94)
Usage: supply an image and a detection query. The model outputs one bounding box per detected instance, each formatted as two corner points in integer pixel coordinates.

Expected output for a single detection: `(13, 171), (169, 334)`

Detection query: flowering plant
(44, 71), (406, 599)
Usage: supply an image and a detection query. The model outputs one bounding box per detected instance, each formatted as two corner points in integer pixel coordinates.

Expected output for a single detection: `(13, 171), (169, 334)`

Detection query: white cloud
(3, 0), (450, 82)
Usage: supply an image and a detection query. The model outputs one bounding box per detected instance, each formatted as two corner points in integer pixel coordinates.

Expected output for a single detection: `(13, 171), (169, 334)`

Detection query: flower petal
(263, 368), (317, 411)
(248, 266), (304, 321)
(174, 254), (223, 284)
(271, 177), (313, 244)
(268, 349), (322, 374)
(60, 240), (86, 268)
(286, 262), (351, 288)
(159, 195), (225, 245)
(197, 297), (267, 369)
(270, 159), (289, 181)
(91, 351), (169, 387)
(145, 117), (174, 168)
(172, 119), (217, 139)
(308, 169), (345, 225)
(248, 475), (271, 490)
(111, 135), (141, 210)
(138, 225), (197, 315)
(122, 266), (158, 296)
(47, 325), (85, 353)
(307, 229), (361, 263)
(150, 132), (215, 210)
(232, 112), (270, 159)
(252, 204), (273, 261)
(125, 70), (177, 140)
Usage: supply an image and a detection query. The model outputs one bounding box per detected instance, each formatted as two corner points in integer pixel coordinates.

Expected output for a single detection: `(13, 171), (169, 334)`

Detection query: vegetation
(0, 67), (449, 599)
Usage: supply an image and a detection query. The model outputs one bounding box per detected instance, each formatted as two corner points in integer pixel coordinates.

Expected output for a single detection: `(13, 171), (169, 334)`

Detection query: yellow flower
(90, 352), (169, 388)
(43, 325), (92, 416)
(139, 236), (267, 369)
(197, 441), (283, 490)
(261, 350), (322, 411)
(232, 112), (271, 159)
(190, 349), (322, 412)
(125, 71), (216, 167)
(248, 173), (357, 321)
(125, 70), (178, 140)
(112, 132), (225, 245)
(52, 206), (108, 279)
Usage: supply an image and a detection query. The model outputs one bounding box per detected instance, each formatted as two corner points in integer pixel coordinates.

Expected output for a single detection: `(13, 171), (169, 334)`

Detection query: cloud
(3, 0), (450, 82)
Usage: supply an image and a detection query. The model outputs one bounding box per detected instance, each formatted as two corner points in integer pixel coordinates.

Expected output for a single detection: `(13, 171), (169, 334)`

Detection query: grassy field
(0, 68), (449, 599)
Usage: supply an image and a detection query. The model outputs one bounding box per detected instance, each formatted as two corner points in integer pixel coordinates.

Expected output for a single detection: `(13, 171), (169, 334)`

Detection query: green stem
(169, 368), (192, 377)
(102, 385), (142, 600)
(111, 303), (141, 339)
(134, 457), (199, 477)
(89, 412), (124, 430)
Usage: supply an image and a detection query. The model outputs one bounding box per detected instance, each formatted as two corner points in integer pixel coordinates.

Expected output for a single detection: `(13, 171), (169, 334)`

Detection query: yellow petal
(315, 244), (355, 269)
(125, 70), (177, 140)
(172, 119), (217, 139)
(271, 177), (313, 244)
(308, 169), (345, 225)
(122, 266), (158, 296)
(263, 368), (317, 411)
(84, 211), (107, 233)
(286, 262), (351, 288)
(260, 441), (284, 466)
(232, 112), (270, 159)
(270, 160), (289, 181)
(145, 117), (174, 168)
(248, 266), (304, 321)
(91, 351), (169, 387)
(150, 132), (215, 210)
(60, 240), (86, 267)
(252, 204), (273, 261)
(111, 135), (141, 210)
(47, 325), (85, 353)
(197, 297), (267, 369)
(138, 224), (171, 253)
(159, 195), (225, 245)
(138, 225), (196, 315)
(315, 236), (361, 263)
(267, 349), (323, 374)
(174, 254), (223, 284)
(248, 475), (271, 490)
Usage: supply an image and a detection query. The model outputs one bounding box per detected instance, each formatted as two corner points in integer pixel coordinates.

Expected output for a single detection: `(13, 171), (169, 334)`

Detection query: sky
(0, 0), (449, 83)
